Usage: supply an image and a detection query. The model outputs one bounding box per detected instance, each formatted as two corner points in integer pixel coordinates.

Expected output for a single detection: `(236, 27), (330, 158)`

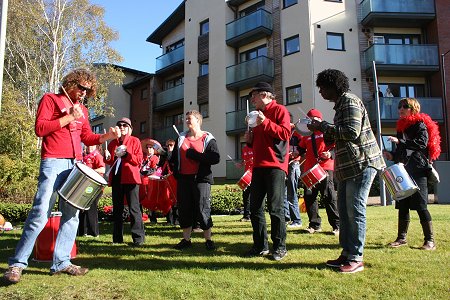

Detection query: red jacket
(83, 150), (105, 175)
(241, 145), (254, 171)
(299, 132), (335, 172)
(251, 100), (291, 173)
(105, 135), (143, 185)
(35, 93), (101, 160)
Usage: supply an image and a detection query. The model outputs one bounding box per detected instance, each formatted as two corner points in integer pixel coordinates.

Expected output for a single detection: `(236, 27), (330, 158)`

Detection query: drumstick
(103, 128), (108, 150)
(296, 106), (310, 119)
(246, 100), (250, 131)
(61, 86), (74, 105)
(172, 124), (180, 137)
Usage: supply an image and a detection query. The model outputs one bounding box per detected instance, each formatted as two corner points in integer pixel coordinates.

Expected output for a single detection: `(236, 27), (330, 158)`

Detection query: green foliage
(210, 185), (242, 215)
(0, 203), (32, 223)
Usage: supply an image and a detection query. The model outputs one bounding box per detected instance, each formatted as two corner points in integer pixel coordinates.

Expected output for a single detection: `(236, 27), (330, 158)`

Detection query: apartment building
(146, 0), (448, 180)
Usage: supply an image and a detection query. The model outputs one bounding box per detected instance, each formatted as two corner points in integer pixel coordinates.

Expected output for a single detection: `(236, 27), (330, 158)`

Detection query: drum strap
(311, 134), (319, 160)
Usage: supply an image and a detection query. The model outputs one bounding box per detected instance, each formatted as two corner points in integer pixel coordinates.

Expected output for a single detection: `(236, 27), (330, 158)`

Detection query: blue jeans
(8, 158), (80, 272)
(337, 167), (377, 262)
(284, 162), (302, 224)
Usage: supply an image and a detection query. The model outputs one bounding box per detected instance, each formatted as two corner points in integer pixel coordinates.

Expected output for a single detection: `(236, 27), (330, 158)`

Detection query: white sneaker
(287, 222), (302, 228)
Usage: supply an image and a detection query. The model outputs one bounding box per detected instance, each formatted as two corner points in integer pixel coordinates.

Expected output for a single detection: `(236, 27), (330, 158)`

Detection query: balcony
(154, 84), (184, 111)
(226, 109), (248, 134)
(367, 97), (443, 124)
(360, 0), (435, 27)
(155, 46), (184, 75)
(226, 0), (248, 6)
(226, 159), (244, 180)
(153, 124), (183, 144)
(226, 9), (273, 48)
(363, 44), (439, 76)
(226, 56), (274, 90)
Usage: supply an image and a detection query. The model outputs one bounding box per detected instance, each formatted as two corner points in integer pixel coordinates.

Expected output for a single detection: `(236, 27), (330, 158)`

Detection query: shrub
(210, 185), (242, 215)
(0, 203), (32, 223)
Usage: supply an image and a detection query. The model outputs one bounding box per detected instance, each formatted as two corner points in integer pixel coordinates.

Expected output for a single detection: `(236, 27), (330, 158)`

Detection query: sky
(90, 0), (183, 74)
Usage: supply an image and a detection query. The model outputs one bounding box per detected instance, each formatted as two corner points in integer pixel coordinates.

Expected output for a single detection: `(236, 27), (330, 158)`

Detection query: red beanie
(307, 109), (323, 119)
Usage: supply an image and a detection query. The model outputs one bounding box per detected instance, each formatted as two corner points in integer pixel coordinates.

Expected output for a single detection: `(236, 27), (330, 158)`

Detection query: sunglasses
(117, 123), (129, 128)
(77, 83), (91, 92)
(398, 104), (411, 110)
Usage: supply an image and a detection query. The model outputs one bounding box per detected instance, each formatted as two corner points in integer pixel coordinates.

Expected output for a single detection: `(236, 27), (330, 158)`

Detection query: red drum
(237, 170), (252, 191)
(140, 175), (177, 214)
(300, 164), (327, 189)
(33, 212), (77, 262)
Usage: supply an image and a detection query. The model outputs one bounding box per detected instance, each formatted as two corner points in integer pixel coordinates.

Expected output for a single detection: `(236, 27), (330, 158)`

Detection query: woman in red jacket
(105, 118), (145, 246)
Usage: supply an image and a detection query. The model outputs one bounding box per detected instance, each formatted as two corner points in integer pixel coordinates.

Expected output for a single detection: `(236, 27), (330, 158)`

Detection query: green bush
(210, 185), (242, 215)
(0, 203), (32, 223)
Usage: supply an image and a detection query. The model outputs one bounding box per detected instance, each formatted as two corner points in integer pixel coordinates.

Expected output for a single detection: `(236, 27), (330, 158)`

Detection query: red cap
(307, 109), (322, 120)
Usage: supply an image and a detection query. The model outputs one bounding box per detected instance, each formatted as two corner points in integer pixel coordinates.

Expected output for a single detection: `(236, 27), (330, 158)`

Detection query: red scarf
(396, 113), (441, 161)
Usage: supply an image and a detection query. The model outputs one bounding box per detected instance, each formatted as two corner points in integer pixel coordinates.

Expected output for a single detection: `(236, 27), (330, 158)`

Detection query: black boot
(388, 219), (409, 248)
(420, 221), (436, 250)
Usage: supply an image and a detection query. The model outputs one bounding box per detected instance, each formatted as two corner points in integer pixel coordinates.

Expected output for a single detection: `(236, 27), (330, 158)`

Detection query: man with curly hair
(4, 68), (120, 284)
(308, 69), (385, 273)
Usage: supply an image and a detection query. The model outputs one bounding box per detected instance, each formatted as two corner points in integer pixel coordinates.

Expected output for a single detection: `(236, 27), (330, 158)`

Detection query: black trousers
(242, 183), (251, 218)
(77, 194), (101, 236)
(304, 170), (339, 230)
(250, 167), (286, 252)
(112, 176), (145, 244)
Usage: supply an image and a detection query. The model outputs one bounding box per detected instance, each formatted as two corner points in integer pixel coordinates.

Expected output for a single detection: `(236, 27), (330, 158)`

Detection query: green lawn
(1, 204), (449, 299)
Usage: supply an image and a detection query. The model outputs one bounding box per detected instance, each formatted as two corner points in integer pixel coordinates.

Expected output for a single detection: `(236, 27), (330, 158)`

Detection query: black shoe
(205, 240), (216, 251)
(244, 247), (270, 257)
(131, 241), (144, 247)
(174, 239), (192, 250)
(272, 249), (288, 261)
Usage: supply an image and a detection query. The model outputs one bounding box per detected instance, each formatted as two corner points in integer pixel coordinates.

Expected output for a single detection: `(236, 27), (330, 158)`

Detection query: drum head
(247, 111), (259, 128)
(76, 163), (107, 184)
(295, 118), (312, 135)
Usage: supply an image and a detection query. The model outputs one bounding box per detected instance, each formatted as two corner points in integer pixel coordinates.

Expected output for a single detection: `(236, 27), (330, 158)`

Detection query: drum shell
(237, 170), (252, 191)
(58, 163), (107, 210)
(381, 163), (419, 201)
(140, 176), (176, 214)
(300, 164), (327, 189)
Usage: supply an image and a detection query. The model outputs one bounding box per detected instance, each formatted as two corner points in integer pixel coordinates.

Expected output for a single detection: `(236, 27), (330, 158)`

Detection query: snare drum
(58, 163), (107, 210)
(140, 176), (176, 214)
(300, 164), (327, 189)
(237, 170), (252, 191)
(295, 118), (312, 136)
(381, 163), (419, 201)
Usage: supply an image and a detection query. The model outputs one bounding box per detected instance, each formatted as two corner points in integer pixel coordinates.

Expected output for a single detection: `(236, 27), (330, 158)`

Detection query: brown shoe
(339, 261), (364, 273)
(51, 264), (89, 276)
(3, 266), (23, 284)
(326, 255), (348, 268)
(421, 241), (436, 251)
(388, 239), (407, 248)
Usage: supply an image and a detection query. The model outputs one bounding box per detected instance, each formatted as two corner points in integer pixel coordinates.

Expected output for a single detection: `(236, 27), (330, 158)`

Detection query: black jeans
(249, 167), (287, 252)
(304, 170), (339, 230)
(242, 184), (251, 218)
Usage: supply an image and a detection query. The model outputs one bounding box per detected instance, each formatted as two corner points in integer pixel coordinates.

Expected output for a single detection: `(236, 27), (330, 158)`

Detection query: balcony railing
(226, 109), (248, 133)
(363, 44), (439, 72)
(154, 84), (184, 110)
(226, 56), (274, 90)
(155, 46), (185, 74)
(367, 97), (443, 122)
(226, 160), (244, 180)
(226, 9), (273, 48)
(152, 124), (184, 144)
(361, 0), (435, 26)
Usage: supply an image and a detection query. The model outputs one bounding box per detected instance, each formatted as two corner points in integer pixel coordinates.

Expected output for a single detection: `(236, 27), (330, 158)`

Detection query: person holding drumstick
(78, 145), (105, 237)
(308, 69), (385, 273)
(244, 82), (291, 261)
(169, 110), (220, 251)
(105, 117), (145, 246)
(382, 98), (440, 250)
(298, 109), (339, 235)
(3, 68), (120, 284)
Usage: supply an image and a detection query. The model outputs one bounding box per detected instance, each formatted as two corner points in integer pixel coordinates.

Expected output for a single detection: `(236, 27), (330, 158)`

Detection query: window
(240, 45), (268, 62)
(283, 0), (297, 8)
(92, 124), (103, 134)
(286, 84), (302, 105)
(199, 103), (209, 118)
(239, 1), (265, 17)
(327, 32), (345, 51)
(199, 62), (209, 76)
(165, 76), (184, 89)
(325, 0), (342, 2)
(165, 113), (184, 127)
(141, 88), (149, 100)
(238, 95), (255, 111)
(200, 19), (209, 35)
(284, 35), (300, 55)
(165, 39), (184, 53)
(140, 121), (146, 134)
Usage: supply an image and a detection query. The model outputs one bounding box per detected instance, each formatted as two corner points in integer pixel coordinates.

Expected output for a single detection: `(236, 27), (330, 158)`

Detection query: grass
(1, 204), (449, 300)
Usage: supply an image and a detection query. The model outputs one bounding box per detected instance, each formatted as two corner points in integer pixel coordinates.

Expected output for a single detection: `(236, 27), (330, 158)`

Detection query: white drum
(381, 163), (419, 201)
(246, 111), (259, 128)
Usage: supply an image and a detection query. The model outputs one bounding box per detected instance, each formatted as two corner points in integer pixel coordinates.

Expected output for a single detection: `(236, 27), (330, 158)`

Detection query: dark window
(140, 121), (146, 134)
(286, 84), (302, 105)
(240, 45), (268, 62)
(327, 32), (345, 51)
(199, 103), (209, 118)
(92, 124), (103, 134)
(239, 1), (265, 17)
(285, 35), (300, 55)
(283, 0), (297, 9)
(165, 113), (184, 127)
(200, 19), (209, 35)
(325, 0), (342, 2)
(165, 76), (184, 90)
(165, 39), (184, 53)
(141, 88), (149, 100)
(199, 62), (209, 76)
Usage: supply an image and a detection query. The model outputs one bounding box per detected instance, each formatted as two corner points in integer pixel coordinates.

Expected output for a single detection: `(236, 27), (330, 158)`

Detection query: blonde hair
(186, 110), (203, 126)
(399, 97), (420, 115)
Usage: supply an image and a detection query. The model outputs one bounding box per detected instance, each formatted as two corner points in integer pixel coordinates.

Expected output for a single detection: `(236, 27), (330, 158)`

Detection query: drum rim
(75, 162), (107, 185)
